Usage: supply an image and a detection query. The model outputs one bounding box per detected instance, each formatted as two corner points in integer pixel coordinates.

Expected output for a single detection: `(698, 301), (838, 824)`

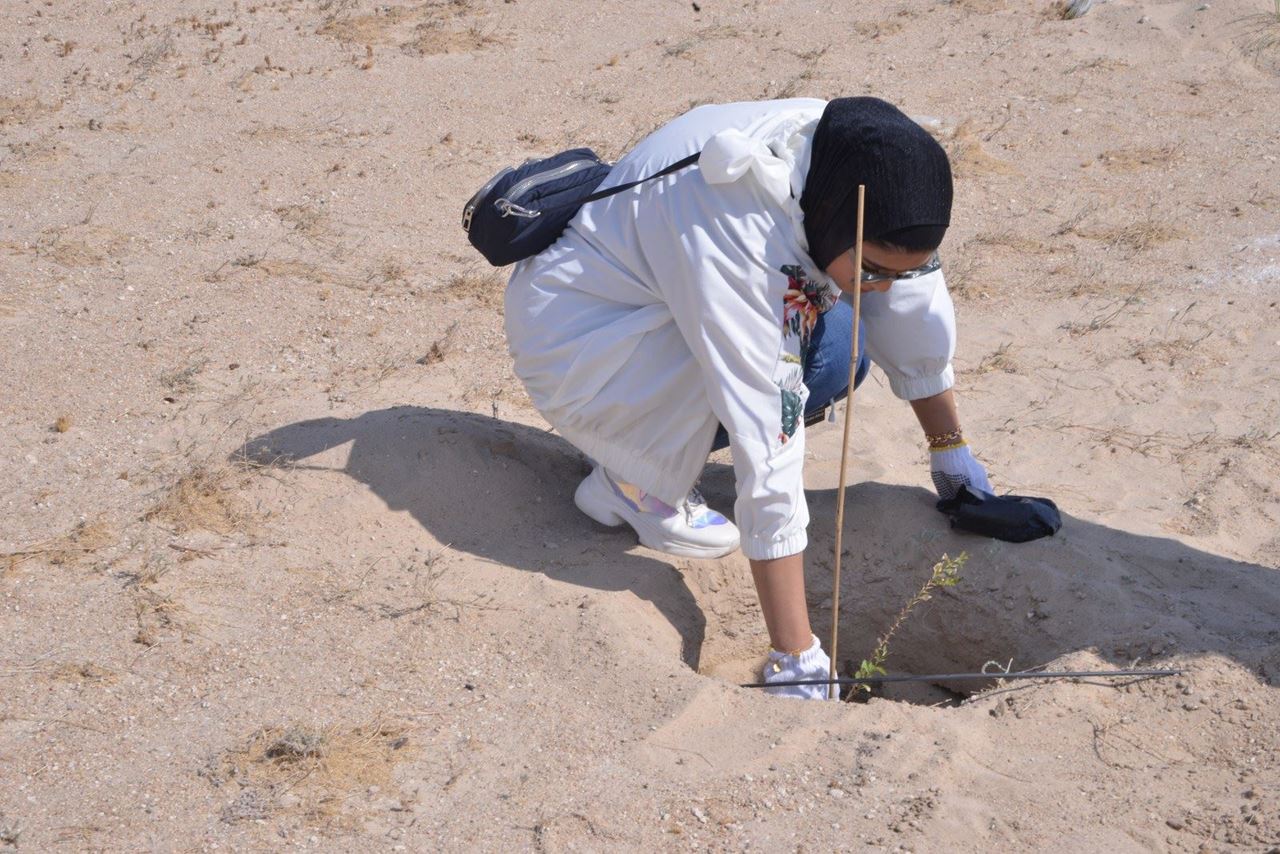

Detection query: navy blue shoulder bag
(462, 148), (700, 267)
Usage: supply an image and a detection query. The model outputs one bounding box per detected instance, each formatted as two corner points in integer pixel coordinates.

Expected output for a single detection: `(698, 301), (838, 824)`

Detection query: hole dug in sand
(729, 481), (1279, 709)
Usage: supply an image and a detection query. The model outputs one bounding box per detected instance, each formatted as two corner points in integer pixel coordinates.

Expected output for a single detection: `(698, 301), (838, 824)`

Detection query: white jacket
(505, 99), (955, 560)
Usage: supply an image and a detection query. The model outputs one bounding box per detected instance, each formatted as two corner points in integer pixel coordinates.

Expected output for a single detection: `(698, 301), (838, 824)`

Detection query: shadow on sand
(238, 407), (1280, 688)
(237, 406), (708, 669)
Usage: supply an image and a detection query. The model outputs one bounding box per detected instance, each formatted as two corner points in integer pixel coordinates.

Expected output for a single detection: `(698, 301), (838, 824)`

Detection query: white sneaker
(573, 467), (740, 559)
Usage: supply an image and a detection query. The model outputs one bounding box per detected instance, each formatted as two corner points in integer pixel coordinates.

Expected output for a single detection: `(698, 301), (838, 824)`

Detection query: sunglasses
(859, 252), (941, 284)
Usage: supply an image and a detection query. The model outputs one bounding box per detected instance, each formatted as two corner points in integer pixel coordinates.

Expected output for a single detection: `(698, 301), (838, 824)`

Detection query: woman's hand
(930, 442), (992, 500)
(909, 388), (992, 499)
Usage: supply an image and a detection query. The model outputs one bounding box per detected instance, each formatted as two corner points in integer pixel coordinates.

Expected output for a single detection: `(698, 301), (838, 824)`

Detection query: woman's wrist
(925, 427), (965, 451)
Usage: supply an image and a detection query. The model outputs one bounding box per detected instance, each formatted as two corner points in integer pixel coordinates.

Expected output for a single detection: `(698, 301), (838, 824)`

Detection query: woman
(504, 97), (991, 700)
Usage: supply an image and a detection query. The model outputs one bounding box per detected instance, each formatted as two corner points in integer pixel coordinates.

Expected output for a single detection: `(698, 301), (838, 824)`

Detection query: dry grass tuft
(210, 721), (414, 823)
(1050, 0), (1092, 20)
(971, 231), (1055, 255)
(159, 361), (207, 396)
(3, 519), (115, 573)
(938, 244), (982, 298)
(53, 414), (72, 433)
(273, 202), (329, 238)
(317, 1), (501, 55)
(52, 661), (118, 684)
(661, 23), (747, 59)
(947, 121), (1019, 178)
(317, 8), (407, 44)
(1234, 8), (1280, 73)
(1059, 287), (1146, 336)
(1080, 220), (1185, 254)
(967, 342), (1020, 375)
(133, 588), (186, 646)
(851, 19), (906, 39)
(265, 726), (327, 760)
(1131, 331), (1215, 368)
(1096, 144), (1181, 173)
(144, 464), (253, 535)
(418, 321), (460, 365)
(400, 21), (504, 56)
(949, 0), (1008, 11)
(0, 814), (20, 848)
(444, 268), (506, 309)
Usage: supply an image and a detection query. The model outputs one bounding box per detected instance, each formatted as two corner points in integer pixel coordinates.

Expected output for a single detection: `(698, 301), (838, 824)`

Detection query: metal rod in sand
(743, 667), (1182, 690)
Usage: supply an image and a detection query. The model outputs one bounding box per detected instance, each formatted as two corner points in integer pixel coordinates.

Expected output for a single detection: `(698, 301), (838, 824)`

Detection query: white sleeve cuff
(885, 363), (955, 401)
(740, 528), (808, 561)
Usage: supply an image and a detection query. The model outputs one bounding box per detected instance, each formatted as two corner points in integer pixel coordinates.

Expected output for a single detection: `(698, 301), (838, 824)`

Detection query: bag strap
(578, 151), (701, 205)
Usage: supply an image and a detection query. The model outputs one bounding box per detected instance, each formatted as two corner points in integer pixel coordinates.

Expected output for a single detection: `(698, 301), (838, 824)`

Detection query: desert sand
(2, 0), (1279, 850)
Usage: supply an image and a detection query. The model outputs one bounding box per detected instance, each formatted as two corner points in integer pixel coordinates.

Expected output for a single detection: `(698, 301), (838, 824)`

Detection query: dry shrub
(212, 722), (413, 823)
(445, 268), (506, 309)
(144, 465), (252, 535)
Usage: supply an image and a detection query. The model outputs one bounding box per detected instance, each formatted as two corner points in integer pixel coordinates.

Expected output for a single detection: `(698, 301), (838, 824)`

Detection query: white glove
(930, 442), (992, 500)
(762, 635), (838, 701)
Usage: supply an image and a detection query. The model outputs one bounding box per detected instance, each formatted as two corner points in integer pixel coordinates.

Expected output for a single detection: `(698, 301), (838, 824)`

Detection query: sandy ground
(3, 0), (1279, 850)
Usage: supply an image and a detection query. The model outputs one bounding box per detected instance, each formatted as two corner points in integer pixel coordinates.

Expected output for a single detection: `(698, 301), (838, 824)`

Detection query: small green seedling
(852, 552), (968, 695)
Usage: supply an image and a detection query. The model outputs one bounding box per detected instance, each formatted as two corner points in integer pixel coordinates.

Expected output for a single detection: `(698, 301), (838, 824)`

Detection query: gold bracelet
(925, 428), (963, 448)
(929, 440), (968, 453)
(769, 643), (811, 657)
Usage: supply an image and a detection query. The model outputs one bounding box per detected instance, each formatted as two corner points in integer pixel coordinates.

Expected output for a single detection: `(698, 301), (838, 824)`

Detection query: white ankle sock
(763, 635), (837, 701)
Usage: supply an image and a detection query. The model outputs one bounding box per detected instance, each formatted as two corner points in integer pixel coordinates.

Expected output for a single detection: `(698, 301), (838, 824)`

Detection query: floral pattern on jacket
(780, 264), (838, 362)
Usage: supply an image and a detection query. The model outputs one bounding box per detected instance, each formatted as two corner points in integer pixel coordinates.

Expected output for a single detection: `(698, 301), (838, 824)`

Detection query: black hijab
(800, 97), (953, 271)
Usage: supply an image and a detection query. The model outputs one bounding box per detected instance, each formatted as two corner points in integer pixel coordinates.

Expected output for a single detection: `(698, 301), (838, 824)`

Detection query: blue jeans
(711, 299), (869, 452)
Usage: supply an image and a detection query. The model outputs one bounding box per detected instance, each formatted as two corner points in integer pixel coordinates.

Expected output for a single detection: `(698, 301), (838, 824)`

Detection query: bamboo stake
(828, 185), (866, 700)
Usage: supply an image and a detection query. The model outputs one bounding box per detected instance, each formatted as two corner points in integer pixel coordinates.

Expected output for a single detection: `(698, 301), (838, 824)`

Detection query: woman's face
(824, 243), (937, 295)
